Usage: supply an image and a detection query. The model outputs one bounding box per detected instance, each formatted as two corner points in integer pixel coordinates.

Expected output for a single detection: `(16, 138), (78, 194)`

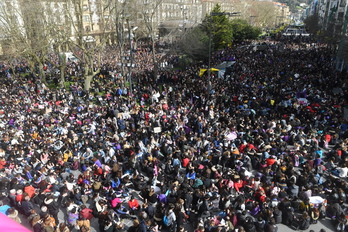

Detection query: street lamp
(125, 18), (137, 101)
(179, 5), (188, 32)
(249, 16), (258, 26)
(208, 12), (240, 78)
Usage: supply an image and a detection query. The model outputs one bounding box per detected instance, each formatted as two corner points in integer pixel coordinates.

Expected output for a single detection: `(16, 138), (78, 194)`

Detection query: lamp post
(208, 12), (240, 79)
(249, 16), (258, 27)
(125, 18), (137, 101)
(125, 18), (133, 101)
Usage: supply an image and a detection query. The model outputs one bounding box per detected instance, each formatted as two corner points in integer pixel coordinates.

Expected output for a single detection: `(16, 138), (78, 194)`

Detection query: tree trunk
(60, 65), (66, 89)
(38, 63), (47, 85)
(119, 46), (126, 83)
(84, 74), (93, 90)
(152, 38), (158, 81)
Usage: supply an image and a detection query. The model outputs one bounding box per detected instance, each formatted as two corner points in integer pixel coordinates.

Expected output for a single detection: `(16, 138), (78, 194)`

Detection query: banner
(199, 68), (219, 77)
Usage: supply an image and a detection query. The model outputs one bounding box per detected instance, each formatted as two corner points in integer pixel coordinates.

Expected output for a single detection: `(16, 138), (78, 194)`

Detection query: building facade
(0, 0), (290, 56)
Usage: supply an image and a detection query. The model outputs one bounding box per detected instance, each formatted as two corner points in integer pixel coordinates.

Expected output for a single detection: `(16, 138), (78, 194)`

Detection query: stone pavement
(277, 218), (335, 232)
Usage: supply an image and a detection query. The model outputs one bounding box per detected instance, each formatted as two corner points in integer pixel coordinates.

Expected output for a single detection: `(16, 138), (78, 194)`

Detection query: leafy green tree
(230, 19), (261, 42)
(201, 4), (233, 51)
(177, 4), (261, 61)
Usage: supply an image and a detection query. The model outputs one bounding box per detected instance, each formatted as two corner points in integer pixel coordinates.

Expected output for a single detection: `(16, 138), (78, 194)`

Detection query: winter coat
(21, 200), (34, 216)
(43, 197), (60, 216)
(299, 217), (310, 230)
(273, 209), (282, 224)
(264, 223), (277, 232)
(7, 209), (21, 223)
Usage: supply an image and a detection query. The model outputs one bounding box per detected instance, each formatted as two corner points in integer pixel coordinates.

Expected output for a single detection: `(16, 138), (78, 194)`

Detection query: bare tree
(254, 1), (277, 29)
(137, 0), (163, 80)
(63, 0), (113, 90)
(177, 27), (209, 61)
(0, 0), (56, 83)
(105, 0), (138, 83)
(233, 1), (278, 30)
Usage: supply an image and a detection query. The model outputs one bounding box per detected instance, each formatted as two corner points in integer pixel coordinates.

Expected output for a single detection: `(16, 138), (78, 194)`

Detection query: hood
(44, 198), (54, 205)
(8, 209), (18, 218)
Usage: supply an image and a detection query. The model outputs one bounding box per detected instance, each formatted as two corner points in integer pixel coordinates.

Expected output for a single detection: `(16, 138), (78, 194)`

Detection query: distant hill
(277, 0), (311, 12)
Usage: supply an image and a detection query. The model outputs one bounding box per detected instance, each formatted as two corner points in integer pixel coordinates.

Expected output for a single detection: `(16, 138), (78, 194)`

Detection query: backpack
(163, 215), (169, 226)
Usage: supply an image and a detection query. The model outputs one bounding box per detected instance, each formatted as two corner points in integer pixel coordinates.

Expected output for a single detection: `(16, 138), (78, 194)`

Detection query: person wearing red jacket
(128, 196), (140, 215)
(15, 189), (23, 204)
(0, 157), (6, 169)
(79, 205), (93, 220)
(266, 156), (277, 167)
(233, 176), (244, 193)
(182, 156), (190, 168)
(24, 184), (36, 198)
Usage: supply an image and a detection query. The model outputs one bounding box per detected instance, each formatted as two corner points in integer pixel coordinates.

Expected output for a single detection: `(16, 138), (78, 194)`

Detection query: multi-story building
(0, 0), (290, 56)
(307, 0), (347, 34)
(154, 0), (289, 35)
(306, 0), (348, 70)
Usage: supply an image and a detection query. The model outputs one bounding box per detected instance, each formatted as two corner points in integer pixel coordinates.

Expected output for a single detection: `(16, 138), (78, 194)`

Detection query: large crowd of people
(0, 35), (347, 232)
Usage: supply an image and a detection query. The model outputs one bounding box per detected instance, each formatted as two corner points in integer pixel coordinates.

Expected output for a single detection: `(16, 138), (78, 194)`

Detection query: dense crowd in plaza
(0, 35), (348, 232)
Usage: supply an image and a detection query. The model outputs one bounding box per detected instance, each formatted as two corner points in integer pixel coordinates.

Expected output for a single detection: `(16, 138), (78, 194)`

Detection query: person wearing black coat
(143, 202), (155, 218)
(22, 195), (35, 216)
(299, 212), (311, 230)
(243, 216), (256, 232)
(198, 195), (213, 219)
(338, 188), (347, 204)
(278, 197), (291, 211)
(137, 212), (150, 232)
(102, 219), (115, 232)
(287, 181), (299, 198)
(237, 211), (247, 226)
(282, 206), (295, 226)
(326, 203), (344, 219)
(273, 207), (282, 224)
(73, 188), (83, 205)
(264, 218), (278, 232)
(254, 217), (266, 232)
(183, 189), (193, 212)
(43, 194), (60, 224)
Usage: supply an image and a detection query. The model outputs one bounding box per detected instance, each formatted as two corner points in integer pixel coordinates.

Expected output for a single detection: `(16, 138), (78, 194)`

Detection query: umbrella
(227, 132), (237, 141)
